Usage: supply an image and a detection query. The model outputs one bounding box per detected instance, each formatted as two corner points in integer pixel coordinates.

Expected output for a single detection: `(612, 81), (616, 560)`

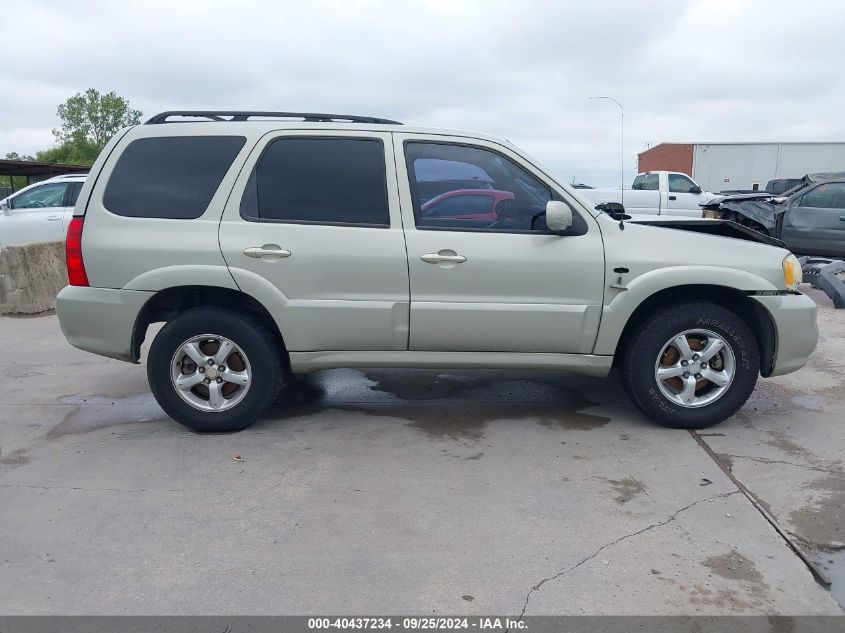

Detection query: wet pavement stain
(265, 372), (610, 441)
(0, 447), (32, 466)
(603, 476), (648, 504)
(702, 549), (768, 588)
(788, 474), (845, 548)
(687, 584), (761, 612)
(812, 547), (845, 610)
(49, 393), (167, 438)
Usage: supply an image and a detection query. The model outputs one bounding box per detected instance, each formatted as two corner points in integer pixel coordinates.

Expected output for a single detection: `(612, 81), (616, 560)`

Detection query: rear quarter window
(103, 136), (246, 219)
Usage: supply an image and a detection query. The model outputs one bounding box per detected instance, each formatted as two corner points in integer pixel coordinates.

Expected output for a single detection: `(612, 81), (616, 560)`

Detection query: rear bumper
(56, 286), (154, 363)
(751, 292), (819, 377)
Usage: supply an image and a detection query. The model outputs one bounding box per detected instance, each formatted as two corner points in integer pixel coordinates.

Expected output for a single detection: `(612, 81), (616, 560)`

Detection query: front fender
(593, 265), (778, 355)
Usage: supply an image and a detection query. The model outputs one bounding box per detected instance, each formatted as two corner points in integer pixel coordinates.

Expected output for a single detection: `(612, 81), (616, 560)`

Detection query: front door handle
(420, 251), (467, 264)
(668, 195), (677, 201)
(839, 216), (845, 222)
(243, 245), (291, 260)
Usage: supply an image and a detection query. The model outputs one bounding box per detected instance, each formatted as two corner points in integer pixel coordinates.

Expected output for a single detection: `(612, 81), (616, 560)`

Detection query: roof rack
(145, 111), (402, 125)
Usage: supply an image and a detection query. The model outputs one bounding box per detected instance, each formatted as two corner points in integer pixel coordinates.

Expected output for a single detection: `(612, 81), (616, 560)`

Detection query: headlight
(782, 254), (802, 290)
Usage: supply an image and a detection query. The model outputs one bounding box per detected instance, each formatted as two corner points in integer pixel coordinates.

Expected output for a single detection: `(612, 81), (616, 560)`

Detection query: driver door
(665, 173), (704, 217)
(394, 134), (605, 354)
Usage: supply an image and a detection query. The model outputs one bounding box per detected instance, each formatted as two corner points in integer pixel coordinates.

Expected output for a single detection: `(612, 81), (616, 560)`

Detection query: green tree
(4, 151), (35, 161)
(54, 88), (142, 150)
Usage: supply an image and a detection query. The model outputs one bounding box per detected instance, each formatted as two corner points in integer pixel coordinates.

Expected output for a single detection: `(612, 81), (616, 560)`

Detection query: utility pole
(589, 96), (624, 206)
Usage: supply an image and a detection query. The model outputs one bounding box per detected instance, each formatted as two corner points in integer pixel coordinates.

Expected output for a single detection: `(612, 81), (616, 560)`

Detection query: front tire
(147, 307), (284, 432)
(620, 302), (759, 429)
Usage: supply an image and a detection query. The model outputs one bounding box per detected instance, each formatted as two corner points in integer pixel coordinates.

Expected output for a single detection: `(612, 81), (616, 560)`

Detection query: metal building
(638, 142), (845, 193)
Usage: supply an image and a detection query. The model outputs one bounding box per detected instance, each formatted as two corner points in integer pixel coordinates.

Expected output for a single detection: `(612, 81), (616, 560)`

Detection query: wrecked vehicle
(701, 172), (845, 259)
(56, 110), (816, 433)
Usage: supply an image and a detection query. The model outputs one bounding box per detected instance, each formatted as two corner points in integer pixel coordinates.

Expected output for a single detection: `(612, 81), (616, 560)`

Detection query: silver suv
(56, 110), (818, 432)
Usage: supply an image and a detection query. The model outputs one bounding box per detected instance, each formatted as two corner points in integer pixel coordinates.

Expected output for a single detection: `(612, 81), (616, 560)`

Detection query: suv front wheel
(147, 307), (284, 432)
(620, 302), (760, 429)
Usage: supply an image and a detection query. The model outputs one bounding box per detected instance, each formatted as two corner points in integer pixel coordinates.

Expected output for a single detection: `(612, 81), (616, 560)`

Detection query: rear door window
(240, 137), (389, 226)
(103, 136), (246, 219)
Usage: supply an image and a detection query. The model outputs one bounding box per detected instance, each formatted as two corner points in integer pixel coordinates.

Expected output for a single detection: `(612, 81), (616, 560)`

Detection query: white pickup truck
(579, 171), (712, 217)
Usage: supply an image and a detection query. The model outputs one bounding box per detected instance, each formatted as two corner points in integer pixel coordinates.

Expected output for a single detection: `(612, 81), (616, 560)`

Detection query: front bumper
(56, 285), (154, 363)
(751, 292), (819, 377)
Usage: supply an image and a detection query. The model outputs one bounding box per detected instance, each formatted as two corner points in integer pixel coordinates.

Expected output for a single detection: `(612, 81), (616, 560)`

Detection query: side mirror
(0, 201), (9, 215)
(689, 185), (703, 194)
(545, 201), (573, 233)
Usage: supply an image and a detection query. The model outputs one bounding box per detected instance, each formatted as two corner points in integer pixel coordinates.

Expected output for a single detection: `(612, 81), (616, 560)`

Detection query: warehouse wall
(638, 143), (693, 175)
(692, 143), (845, 192)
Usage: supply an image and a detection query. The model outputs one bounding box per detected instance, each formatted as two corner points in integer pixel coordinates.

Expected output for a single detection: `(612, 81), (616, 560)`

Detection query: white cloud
(1, 0), (843, 186)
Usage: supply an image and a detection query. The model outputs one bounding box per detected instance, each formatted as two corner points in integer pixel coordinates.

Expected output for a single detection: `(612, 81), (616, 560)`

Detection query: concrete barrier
(0, 241), (67, 315)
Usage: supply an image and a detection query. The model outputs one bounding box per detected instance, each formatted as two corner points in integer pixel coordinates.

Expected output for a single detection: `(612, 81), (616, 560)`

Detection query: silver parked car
(56, 110), (816, 433)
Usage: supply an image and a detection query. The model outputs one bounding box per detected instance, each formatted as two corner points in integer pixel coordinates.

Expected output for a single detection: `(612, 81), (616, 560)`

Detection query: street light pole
(589, 96), (624, 206)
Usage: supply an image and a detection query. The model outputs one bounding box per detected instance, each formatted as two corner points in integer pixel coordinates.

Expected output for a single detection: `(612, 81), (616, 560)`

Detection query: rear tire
(147, 307), (284, 432)
(620, 302), (759, 429)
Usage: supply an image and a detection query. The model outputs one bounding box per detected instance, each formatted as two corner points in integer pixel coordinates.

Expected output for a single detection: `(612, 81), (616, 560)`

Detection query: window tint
(405, 142), (559, 232)
(632, 173), (659, 191)
(103, 136), (245, 219)
(423, 194), (496, 217)
(10, 182), (69, 209)
(241, 137), (389, 226)
(668, 173), (695, 193)
(67, 182), (83, 207)
(801, 183), (845, 209)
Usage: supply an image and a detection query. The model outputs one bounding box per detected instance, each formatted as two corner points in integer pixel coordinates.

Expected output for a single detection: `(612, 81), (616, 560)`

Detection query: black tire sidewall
(147, 307), (283, 432)
(622, 302), (759, 429)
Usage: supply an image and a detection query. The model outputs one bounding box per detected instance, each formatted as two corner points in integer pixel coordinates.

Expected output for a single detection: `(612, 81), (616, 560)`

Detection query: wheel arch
(609, 284), (776, 377)
(131, 285), (290, 375)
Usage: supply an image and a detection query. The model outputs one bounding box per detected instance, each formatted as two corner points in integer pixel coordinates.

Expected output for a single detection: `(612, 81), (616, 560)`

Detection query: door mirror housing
(0, 200), (10, 215)
(689, 185), (703, 194)
(545, 201), (573, 233)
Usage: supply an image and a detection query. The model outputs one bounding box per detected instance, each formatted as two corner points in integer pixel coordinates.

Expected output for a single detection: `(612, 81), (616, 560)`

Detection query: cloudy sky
(2, 0), (844, 186)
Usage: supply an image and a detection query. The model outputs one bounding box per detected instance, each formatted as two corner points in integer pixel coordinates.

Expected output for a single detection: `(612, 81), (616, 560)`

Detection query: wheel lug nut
(204, 378), (210, 384)
(199, 367), (205, 373)
(681, 360), (688, 366)
(216, 377), (223, 384)
(694, 373), (702, 379)
(692, 354), (699, 361)
(207, 359), (214, 365)
(683, 372), (690, 378)
(218, 366), (225, 372)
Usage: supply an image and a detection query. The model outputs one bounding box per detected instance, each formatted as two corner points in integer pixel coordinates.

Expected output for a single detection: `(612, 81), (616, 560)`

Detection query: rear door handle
(839, 216), (845, 222)
(421, 252), (467, 264)
(45, 215), (61, 221)
(668, 195), (677, 201)
(243, 245), (291, 260)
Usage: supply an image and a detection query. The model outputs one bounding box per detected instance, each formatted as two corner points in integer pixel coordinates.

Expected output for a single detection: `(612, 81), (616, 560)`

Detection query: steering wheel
(485, 200), (517, 229)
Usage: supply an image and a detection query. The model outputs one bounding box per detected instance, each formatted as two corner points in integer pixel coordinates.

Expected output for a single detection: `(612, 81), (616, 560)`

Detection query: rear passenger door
(219, 131), (410, 352)
(781, 183), (845, 256)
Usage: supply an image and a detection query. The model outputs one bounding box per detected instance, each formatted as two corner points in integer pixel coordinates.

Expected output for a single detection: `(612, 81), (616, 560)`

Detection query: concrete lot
(0, 287), (843, 615)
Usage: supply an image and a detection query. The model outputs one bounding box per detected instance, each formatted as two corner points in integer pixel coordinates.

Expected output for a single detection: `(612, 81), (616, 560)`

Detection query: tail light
(66, 216), (89, 286)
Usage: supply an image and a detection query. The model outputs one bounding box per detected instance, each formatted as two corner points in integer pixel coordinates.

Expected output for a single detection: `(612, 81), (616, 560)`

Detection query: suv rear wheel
(620, 302), (759, 429)
(147, 307), (283, 432)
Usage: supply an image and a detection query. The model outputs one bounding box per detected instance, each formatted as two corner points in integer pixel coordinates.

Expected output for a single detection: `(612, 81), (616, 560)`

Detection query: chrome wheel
(654, 329), (735, 408)
(169, 334), (252, 412)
